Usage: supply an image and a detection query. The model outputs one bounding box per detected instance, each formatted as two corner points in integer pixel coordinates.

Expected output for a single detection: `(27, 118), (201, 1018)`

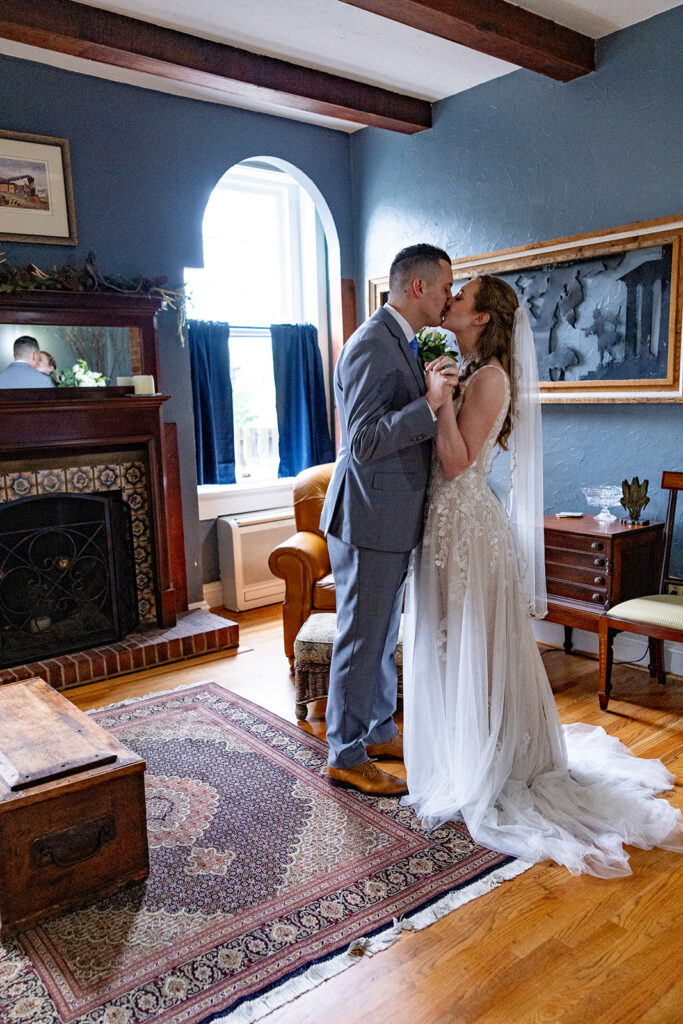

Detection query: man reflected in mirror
(0, 336), (55, 388)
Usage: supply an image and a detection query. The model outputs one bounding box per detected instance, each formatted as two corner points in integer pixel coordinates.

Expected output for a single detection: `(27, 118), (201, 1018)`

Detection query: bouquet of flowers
(55, 359), (108, 387)
(416, 326), (458, 366)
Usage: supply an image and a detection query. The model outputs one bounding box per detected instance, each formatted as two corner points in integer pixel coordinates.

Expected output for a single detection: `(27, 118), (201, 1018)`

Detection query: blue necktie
(409, 336), (419, 359)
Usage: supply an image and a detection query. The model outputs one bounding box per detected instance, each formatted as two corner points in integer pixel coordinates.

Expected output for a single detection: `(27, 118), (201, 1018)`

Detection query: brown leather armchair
(268, 463), (336, 664)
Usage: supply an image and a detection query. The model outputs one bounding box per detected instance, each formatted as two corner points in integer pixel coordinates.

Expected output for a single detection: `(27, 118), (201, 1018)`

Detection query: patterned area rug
(0, 683), (527, 1024)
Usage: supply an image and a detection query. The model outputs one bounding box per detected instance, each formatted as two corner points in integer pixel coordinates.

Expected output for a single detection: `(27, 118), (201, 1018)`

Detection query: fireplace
(0, 492), (139, 668)
(0, 293), (238, 692)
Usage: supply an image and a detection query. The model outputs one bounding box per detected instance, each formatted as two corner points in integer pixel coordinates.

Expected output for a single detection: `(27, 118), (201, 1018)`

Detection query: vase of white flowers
(55, 359), (108, 387)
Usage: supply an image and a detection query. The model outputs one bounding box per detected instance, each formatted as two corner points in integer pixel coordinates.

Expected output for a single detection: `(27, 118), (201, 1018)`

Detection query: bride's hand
(428, 356), (458, 395)
(426, 356), (459, 388)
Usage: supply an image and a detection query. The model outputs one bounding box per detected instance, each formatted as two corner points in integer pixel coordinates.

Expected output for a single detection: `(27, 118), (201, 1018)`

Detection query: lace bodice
(425, 365), (510, 571)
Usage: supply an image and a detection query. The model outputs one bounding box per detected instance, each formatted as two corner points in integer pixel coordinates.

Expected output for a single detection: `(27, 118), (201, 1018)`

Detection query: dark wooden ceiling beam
(0, 0), (432, 133)
(338, 0), (595, 81)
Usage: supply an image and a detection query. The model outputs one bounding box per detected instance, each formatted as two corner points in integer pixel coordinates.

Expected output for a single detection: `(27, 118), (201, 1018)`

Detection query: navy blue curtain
(188, 320), (236, 485)
(270, 323), (334, 478)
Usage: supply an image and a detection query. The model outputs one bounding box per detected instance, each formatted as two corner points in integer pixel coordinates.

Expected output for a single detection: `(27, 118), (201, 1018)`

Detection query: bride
(402, 274), (682, 877)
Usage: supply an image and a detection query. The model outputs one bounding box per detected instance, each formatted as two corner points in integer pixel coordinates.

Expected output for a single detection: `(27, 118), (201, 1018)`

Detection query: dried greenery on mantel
(0, 250), (187, 339)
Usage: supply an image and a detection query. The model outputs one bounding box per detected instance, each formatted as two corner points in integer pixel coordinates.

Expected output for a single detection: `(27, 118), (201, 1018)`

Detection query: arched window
(186, 160), (329, 482)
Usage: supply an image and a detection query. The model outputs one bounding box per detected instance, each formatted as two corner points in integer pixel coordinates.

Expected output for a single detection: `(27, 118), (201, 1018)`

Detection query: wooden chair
(598, 471), (683, 710)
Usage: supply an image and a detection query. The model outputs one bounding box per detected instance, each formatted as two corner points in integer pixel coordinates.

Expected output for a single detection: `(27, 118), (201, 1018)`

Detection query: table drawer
(546, 577), (607, 605)
(545, 560), (609, 588)
(544, 546), (608, 570)
(545, 530), (611, 556)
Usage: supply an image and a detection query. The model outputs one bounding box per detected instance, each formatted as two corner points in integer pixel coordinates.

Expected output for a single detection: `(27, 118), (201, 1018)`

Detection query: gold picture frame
(0, 129), (77, 245)
(368, 216), (683, 403)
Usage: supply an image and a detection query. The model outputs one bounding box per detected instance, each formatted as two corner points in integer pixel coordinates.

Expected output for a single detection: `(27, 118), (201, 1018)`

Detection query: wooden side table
(544, 515), (664, 654)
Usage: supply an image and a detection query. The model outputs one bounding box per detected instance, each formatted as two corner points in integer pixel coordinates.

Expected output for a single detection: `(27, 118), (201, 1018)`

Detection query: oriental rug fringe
(0, 682), (528, 1024)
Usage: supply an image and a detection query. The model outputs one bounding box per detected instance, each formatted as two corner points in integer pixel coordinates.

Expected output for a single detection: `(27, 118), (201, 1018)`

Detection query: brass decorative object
(620, 477), (650, 525)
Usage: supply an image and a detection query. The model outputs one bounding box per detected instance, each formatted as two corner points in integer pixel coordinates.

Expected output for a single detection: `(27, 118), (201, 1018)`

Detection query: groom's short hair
(389, 243), (452, 294)
(13, 335), (39, 360)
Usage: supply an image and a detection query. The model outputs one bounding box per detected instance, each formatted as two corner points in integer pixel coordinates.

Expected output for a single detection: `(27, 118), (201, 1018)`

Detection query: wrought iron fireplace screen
(0, 493), (138, 668)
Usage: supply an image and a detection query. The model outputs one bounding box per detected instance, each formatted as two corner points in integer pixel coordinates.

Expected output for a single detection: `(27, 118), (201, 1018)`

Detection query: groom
(320, 243), (454, 795)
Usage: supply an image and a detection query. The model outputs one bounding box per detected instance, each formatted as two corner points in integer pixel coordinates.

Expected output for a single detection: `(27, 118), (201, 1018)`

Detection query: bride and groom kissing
(319, 243), (682, 879)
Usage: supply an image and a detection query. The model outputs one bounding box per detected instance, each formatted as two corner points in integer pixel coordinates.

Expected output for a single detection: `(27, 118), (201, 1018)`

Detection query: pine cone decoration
(58, 266), (81, 290)
(14, 267), (33, 289)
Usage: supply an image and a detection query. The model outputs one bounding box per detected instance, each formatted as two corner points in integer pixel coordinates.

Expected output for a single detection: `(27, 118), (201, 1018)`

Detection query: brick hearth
(0, 610), (239, 691)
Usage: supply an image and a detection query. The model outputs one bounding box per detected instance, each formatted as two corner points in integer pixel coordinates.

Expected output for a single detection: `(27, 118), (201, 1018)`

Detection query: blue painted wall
(2, 7), (682, 600)
(0, 56), (355, 600)
(350, 8), (683, 567)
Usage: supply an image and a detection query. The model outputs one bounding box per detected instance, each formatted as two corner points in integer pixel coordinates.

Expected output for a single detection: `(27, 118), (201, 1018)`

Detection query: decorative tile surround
(0, 450), (157, 622)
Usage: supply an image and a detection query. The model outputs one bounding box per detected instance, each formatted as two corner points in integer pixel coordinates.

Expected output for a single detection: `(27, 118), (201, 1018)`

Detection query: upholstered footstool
(293, 612), (403, 721)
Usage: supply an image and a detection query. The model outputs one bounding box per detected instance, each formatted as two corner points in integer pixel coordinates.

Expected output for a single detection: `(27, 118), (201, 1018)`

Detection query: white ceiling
(1, 0), (680, 131)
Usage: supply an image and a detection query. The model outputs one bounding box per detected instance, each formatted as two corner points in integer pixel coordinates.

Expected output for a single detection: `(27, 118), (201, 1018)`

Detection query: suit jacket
(0, 361), (55, 388)
(320, 305), (437, 552)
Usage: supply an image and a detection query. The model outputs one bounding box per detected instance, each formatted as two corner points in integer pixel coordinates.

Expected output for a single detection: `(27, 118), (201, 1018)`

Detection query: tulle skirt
(402, 484), (682, 878)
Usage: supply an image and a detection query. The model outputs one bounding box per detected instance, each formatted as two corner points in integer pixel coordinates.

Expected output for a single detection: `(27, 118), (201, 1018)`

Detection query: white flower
(56, 358), (108, 387)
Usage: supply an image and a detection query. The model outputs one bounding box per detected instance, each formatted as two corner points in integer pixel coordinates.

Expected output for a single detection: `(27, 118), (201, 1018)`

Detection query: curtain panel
(188, 320), (236, 485)
(270, 323), (334, 478)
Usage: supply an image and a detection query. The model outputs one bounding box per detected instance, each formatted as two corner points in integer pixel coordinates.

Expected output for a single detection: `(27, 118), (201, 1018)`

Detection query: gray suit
(0, 361), (55, 388)
(320, 306), (437, 768)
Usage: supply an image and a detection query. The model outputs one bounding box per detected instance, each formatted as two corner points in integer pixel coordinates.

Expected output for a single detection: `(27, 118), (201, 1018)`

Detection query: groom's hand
(425, 365), (456, 411)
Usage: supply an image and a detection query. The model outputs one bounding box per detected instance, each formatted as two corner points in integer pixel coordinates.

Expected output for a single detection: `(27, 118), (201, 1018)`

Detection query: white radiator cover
(217, 507), (295, 611)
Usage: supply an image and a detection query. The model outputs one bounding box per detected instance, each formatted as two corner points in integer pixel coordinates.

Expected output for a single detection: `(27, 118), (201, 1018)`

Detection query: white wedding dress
(402, 365), (682, 877)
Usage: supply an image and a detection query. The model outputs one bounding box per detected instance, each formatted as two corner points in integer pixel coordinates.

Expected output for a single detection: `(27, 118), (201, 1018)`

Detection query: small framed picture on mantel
(0, 129), (77, 245)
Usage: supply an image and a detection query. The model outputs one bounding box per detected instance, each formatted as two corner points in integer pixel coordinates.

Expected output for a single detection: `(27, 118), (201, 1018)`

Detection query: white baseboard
(531, 619), (683, 677)
(201, 581), (224, 610)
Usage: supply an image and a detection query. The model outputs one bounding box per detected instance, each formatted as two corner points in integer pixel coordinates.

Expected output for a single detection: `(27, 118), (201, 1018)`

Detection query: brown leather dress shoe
(328, 762), (408, 796)
(365, 734), (404, 760)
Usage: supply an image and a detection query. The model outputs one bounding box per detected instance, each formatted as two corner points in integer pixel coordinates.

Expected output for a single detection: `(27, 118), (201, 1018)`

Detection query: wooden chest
(544, 515), (664, 651)
(0, 678), (149, 938)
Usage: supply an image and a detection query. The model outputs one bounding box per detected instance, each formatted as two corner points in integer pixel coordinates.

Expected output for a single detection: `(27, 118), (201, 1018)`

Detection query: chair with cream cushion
(598, 471), (683, 710)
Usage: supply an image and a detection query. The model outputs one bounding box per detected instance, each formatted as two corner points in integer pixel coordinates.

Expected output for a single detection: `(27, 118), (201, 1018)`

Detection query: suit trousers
(325, 534), (410, 769)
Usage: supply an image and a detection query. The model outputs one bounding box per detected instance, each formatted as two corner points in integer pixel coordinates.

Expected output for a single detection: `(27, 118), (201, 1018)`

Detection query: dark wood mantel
(0, 388), (179, 628)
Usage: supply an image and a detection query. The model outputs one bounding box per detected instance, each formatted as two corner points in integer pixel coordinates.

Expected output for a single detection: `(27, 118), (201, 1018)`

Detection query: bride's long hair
(458, 274), (519, 450)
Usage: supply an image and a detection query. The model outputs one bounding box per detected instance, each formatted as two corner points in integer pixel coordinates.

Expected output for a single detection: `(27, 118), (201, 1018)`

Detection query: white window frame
(189, 161), (330, 514)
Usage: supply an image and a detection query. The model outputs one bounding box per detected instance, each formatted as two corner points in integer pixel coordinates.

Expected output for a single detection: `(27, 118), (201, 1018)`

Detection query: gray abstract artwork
(496, 244), (672, 383)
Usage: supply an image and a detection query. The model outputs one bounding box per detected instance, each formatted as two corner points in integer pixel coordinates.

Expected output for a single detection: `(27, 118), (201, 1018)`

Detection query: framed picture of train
(368, 216), (683, 402)
(0, 130), (77, 245)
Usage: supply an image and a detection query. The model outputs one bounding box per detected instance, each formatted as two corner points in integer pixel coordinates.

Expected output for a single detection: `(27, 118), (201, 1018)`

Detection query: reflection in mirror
(0, 323), (134, 382)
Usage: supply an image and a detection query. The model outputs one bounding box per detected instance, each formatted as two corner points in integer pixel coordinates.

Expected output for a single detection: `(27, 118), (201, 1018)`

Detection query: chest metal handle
(590, 541), (603, 551)
(591, 592), (603, 602)
(594, 557), (605, 566)
(594, 575), (605, 585)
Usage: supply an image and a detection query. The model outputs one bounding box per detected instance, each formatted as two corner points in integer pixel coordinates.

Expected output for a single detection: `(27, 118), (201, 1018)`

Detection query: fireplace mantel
(0, 387), (168, 450)
(0, 388), (180, 628)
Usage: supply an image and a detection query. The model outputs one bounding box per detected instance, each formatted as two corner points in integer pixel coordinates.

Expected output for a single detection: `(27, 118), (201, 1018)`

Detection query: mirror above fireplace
(0, 291), (164, 388)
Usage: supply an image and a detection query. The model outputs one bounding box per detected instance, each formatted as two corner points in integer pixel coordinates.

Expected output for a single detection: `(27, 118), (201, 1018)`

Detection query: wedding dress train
(402, 366), (682, 877)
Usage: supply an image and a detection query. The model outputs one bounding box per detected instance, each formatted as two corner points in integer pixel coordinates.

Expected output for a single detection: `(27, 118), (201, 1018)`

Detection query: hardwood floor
(65, 606), (683, 1024)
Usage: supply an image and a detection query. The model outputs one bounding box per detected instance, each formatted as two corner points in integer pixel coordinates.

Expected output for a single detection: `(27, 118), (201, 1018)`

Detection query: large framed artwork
(0, 129), (77, 245)
(369, 216), (683, 402)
